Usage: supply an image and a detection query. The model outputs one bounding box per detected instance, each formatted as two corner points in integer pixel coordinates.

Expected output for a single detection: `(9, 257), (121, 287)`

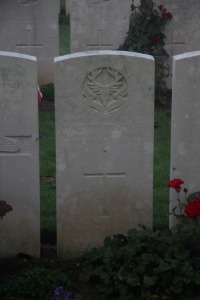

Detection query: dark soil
(0, 245), (98, 300)
(39, 101), (55, 112)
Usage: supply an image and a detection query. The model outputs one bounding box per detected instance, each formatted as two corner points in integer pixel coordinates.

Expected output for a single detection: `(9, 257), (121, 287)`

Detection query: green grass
(39, 112), (55, 176)
(59, 24), (70, 55)
(39, 110), (171, 238)
(153, 110), (171, 229)
(39, 112), (56, 242)
(60, 0), (65, 12)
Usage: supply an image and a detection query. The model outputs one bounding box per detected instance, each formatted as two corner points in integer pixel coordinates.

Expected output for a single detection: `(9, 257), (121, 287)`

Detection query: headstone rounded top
(17, 0), (39, 6)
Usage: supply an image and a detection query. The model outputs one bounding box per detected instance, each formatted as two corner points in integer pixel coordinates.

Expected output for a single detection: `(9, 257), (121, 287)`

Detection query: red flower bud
(167, 178), (184, 191)
(152, 35), (159, 45)
(158, 4), (163, 10)
(167, 12), (173, 19)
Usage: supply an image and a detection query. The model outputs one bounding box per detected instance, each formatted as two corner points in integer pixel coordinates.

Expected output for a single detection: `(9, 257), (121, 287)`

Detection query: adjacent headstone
(0, 0), (59, 84)
(170, 51), (200, 227)
(153, 0), (200, 85)
(153, 0), (200, 57)
(55, 50), (154, 258)
(70, 0), (130, 53)
(0, 52), (40, 257)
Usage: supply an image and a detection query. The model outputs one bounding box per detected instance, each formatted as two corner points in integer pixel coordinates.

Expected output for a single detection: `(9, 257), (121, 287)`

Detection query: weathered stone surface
(153, 0), (200, 85)
(0, 0), (59, 84)
(0, 52), (40, 257)
(65, 0), (70, 15)
(170, 51), (200, 227)
(154, 0), (200, 56)
(70, 0), (130, 52)
(55, 50), (154, 258)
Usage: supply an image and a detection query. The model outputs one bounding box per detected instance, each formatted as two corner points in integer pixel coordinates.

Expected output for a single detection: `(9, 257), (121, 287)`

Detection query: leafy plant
(0, 267), (71, 300)
(167, 178), (200, 255)
(80, 179), (200, 299)
(80, 226), (200, 299)
(40, 83), (55, 102)
(119, 0), (172, 107)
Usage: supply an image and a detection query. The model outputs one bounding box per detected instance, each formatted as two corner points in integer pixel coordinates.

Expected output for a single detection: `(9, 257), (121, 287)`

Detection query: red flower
(167, 178), (184, 191)
(158, 4), (163, 11)
(184, 198), (200, 218)
(152, 35), (159, 45)
(162, 11), (173, 19)
(167, 12), (173, 19)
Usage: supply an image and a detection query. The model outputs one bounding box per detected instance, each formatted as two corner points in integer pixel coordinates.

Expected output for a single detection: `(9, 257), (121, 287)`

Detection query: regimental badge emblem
(83, 67), (128, 114)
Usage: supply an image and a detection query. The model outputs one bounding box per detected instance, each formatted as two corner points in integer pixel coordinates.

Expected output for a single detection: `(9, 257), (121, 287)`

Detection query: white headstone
(55, 50), (154, 258)
(0, 0), (59, 84)
(0, 52), (40, 257)
(70, 0), (130, 53)
(170, 51), (200, 227)
(153, 0), (200, 85)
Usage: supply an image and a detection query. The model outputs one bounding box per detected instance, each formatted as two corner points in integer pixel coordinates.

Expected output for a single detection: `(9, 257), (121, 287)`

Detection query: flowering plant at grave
(0, 200), (12, 219)
(119, 0), (173, 107)
(167, 178), (200, 224)
(167, 177), (200, 261)
(53, 287), (72, 300)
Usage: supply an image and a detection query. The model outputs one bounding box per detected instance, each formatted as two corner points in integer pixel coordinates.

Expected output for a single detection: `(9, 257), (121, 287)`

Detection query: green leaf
(194, 272), (200, 284)
(187, 191), (200, 201)
(127, 276), (141, 287)
(141, 253), (155, 263)
(169, 282), (183, 294)
(174, 244), (189, 260)
(158, 261), (173, 272)
(143, 276), (156, 286)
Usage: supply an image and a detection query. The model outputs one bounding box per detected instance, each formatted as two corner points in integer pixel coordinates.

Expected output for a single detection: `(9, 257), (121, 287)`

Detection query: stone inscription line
(165, 40), (185, 56)
(83, 150), (126, 180)
(84, 172), (126, 178)
(0, 132), (32, 154)
(17, 0), (39, 6)
(0, 133), (20, 153)
(91, 0), (110, 7)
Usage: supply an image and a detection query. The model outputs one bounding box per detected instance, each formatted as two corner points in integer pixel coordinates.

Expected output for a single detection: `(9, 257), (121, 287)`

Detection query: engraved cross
(84, 150), (126, 180)
(84, 149), (126, 217)
(87, 0), (113, 50)
(16, 25), (43, 54)
(87, 30), (113, 50)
